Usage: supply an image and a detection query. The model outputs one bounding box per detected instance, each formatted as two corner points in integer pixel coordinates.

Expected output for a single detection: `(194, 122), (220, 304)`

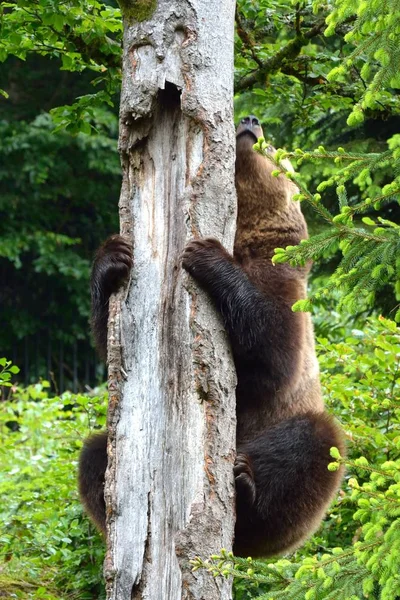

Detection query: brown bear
(79, 115), (344, 557)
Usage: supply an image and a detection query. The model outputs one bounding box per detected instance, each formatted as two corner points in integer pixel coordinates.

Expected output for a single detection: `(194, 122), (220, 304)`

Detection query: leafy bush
(0, 381), (107, 599)
(0, 357), (20, 387)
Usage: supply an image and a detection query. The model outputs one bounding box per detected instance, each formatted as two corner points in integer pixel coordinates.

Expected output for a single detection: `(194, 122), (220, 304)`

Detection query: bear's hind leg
(234, 412), (344, 557)
(78, 432), (108, 534)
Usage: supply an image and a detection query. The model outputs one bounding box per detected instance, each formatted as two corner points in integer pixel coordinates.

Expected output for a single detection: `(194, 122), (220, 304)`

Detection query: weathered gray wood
(104, 1), (237, 599)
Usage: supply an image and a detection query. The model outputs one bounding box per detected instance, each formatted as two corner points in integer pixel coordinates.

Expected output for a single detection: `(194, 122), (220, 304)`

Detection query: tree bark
(104, 2), (237, 599)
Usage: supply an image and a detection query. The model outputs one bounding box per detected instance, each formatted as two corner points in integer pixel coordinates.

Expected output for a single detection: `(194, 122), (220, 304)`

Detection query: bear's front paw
(234, 453), (256, 507)
(182, 238), (229, 277)
(92, 235), (133, 295)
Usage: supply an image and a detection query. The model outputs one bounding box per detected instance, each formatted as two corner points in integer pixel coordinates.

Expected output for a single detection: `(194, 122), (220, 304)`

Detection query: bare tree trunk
(104, 1), (237, 599)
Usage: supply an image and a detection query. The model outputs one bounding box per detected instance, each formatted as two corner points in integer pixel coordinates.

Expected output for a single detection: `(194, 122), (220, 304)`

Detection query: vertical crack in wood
(131, 490), (152, 600)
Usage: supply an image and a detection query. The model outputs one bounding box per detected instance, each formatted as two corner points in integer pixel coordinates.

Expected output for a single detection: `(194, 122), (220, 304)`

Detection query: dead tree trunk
(104, 1), (237, 599)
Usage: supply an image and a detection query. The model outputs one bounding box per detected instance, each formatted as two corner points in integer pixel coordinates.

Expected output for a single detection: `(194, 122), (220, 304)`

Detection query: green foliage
(0, 381), (107, 599)
(319, 316), (399, 460)
(0, 91), (120, 354)
(3, 0), (399, 329)
(324, 0), (400, 125)
(235, 0), (354, 141)
(0, 8), (122, 370)
(0, 357), (20, 386)
(259, 142), (400, 318)
(1, 0), (122, 128)
(1, 1), (400, 596)
(50, 91), (115, 135)
(236, 0), (400, 318)
(193, 316), (400, 600)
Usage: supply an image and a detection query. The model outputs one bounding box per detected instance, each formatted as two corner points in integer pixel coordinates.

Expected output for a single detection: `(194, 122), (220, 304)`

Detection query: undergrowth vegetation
(0, 377), (106, 600)
(1, 314), (399, 599)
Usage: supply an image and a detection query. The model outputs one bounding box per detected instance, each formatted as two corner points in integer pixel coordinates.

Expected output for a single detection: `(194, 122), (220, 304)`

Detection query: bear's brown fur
(79, 115), (344, 557)
(182, 116), (344, 556)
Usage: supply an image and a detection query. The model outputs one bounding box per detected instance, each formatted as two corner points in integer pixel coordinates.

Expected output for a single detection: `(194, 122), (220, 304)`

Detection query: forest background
(1, 0), (400, 599)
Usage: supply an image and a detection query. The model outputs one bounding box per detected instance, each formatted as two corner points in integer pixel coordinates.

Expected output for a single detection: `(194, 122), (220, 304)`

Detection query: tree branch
(234, 19), (326, 92)
(281, 64), (326, 86)
(235, 5), (263, 68)
(65, 32), (121, 69)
